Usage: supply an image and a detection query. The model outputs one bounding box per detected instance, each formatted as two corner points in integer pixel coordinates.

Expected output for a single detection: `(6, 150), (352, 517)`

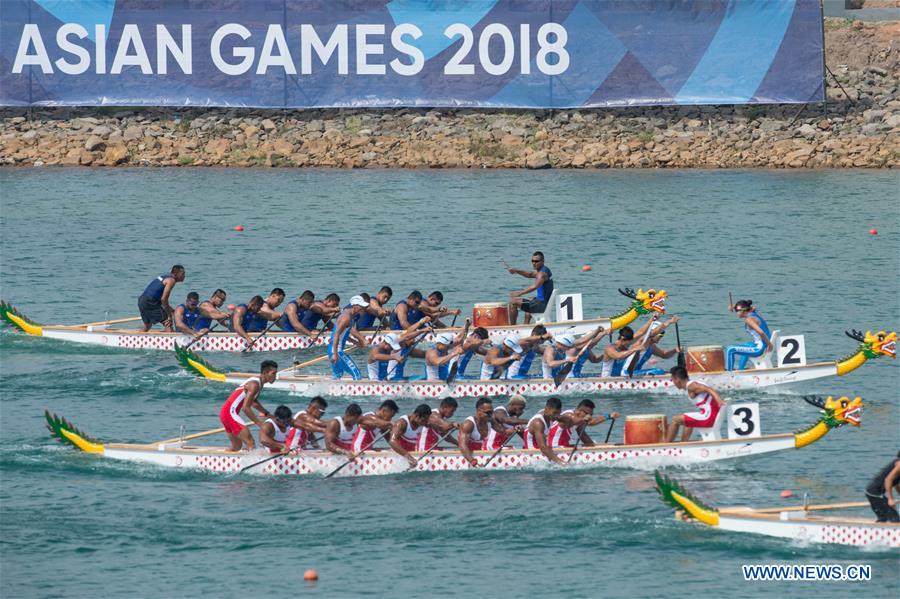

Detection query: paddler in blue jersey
(300, 293), (341, 332)
(506, 325), (552, 379)
(251, 288), (284, 331)
(357, 287), (393, 329)
(231, 295), (264, 345)
(418, 291), (462, 328)
(277, 290), (319, 338)
(328, 295), (370, 379)
(173, 291), (205, 339)
(390, 290), (425, 330)
(725, 299), (773, 370)
(138, 264), (185, 331)
(506, 251), (553, 324)
(196, 289), (231, 331)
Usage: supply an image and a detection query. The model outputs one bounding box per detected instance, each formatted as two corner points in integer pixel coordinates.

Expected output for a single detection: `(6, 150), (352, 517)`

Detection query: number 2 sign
(777, 335), (806, 367)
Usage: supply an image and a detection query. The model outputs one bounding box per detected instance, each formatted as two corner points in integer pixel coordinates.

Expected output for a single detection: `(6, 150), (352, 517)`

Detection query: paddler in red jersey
(458, 397), (495, 467)
(522, 397), (566, 465)
(484, 395), (528, 450)
(417, 397), (460, 452)
(665, 366), (725, 442)
(284, 396), (329, 451)
(547, 399), (619, 448)
(258, 405), (294, 453)
(324, 403), (364, 459)
(389, 404), (433, 468)
(218, 360), (278, 451)
(350, 400), (399, 452)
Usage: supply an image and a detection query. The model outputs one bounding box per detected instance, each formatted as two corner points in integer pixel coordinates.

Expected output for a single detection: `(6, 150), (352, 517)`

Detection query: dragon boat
(0, 290), (665, 353)
(175, 329), (894, 400)
(656, 462), (899, 546)
(45, 395), (860, 478)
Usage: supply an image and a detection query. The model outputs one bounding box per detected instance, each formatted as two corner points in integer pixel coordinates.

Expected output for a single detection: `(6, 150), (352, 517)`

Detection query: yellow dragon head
(618, 287), (667, 315)
(845, 329), (896, 360)
(804, 395), (863, 427)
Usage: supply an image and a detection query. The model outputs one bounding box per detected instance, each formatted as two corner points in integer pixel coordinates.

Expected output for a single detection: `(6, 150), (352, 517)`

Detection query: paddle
(446, 320), (471, 384)
(277, 346), (361, 376)
(238, 445), (297, 474)
(482, 427), (520, 467)
(405, 428), (456, 472)
(674, 322), (686, 368)
(553, 326), (605, 388)
(604, 417), (616, 443)
(77, 315), (143, 328)
(151, 420), (261, 447)
(567, 424), (585, 462)
(242, 318), (280, 353)
(184, 320), (224, 350)
(721, 501), (869, 515)
(324, 430), (390, 479)
(728, 291), (734, 312)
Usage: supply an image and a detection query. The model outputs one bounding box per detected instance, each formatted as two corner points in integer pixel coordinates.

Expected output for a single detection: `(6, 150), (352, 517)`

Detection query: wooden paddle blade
(553, 363), (573, 387)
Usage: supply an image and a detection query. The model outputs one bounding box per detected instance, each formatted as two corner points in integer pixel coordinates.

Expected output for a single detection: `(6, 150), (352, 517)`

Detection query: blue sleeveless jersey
(572, 351), (591, 378)
(300, 304), (324, 330)
(177, 304), (201, 330)
(456, 350), (474, 377)
(141, 273), (172, 300)
(330, 309), (358, 352)
(536, 266), (554, 301)
(610, 358), (626, 377)
(634, 346), (655, 371)
(357, 305), (378, 329)
(549, 348), (566, 378)
(389, 300), (423, 330)
(236, 304), (258, 332)
(745, 310), (772, 344)
(389, 346), (413, 380)
(278, 300), (309, 332)
(193, 301), (213, 330)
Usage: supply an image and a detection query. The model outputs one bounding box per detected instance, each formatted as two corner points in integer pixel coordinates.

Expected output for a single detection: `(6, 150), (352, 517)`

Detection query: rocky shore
(1, 19), (897, 169)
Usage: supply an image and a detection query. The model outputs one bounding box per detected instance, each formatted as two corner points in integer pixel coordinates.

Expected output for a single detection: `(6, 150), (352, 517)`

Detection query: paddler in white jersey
(458, 398), (495, 468)
(324, 403), (364, 460)
(258, 405), (294, 453)
(424, 332), (464, 380)
(665, 366), (725, 442)
(285, 396), (329, 451)
(480, 336), (524, 380)
(351, 400), (399, 452)
(541, 334), (577, 379)
(547, 399), (620, 448)
(389, 404), (433, 468)
(506, 325), (551, 379)
(218, 360), (278, 451)
(484, 395), (529, 450)
(523, 397), (566, 465)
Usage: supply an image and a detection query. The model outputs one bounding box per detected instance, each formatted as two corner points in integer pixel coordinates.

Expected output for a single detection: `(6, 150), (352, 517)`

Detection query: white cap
(383, 333), (401, 351)
(649, 321), (664, 332)
(350, 295), (368, 308)
(557, 334), (575, 348)
(503, 335), (524, 354)
(435, 333), (454, 346)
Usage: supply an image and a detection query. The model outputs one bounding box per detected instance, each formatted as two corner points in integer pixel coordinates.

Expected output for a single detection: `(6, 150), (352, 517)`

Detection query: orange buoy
(869, 228), (878, 235)
(234, 225), (244, 232)
(303, 569), (319, 582)
(582, 265), (592, 272)
(780, 489), (793, 498)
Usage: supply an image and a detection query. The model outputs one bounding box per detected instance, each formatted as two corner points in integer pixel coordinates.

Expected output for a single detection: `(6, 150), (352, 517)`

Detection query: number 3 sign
(727, 403), (761, 439)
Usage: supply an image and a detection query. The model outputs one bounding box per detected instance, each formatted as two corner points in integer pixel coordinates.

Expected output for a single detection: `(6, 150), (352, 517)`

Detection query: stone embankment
(1, 20), (897, 169)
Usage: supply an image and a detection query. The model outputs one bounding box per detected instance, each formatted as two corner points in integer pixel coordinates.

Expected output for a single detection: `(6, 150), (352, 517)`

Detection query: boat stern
(45, 410), (104, 454)
(0, 301), (43, 336)
(174, 343), (227, 382)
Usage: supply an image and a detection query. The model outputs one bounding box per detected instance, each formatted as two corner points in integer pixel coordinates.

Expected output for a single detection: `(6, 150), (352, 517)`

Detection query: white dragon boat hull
(207, 361), (841, 399)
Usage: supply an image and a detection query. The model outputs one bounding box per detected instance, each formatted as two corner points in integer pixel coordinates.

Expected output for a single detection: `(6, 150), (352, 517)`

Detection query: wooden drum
(473, 302), (510, 327)
(686, 345), (725, 373)
(624, 414), (666, 445)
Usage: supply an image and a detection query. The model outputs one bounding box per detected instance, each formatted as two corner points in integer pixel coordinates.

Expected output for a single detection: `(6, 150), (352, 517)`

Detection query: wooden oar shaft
(722, 501), (869, 515)
(77, 315), (143, 327)
(279, 346), (360, 375)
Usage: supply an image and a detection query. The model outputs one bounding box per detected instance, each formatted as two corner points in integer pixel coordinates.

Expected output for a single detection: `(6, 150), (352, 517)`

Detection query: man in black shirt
(865, 451), (900, 522)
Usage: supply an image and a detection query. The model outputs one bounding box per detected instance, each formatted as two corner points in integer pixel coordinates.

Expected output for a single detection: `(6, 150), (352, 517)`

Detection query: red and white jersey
(463, 415), (486, 450)
(395, 415), (423, 451)
(284, 410), (311, 450)
(351, 412), (380, 452)
(416, 409), (442, 452)
(264, 418), (290, 453)
(332, 415), (359, 451)
(547, 409), (576, 448)
(220, 376), (260, 426)
(523, 412), (553, 449)
(484, 406), (514, 450)
(683, 380), (721, 427)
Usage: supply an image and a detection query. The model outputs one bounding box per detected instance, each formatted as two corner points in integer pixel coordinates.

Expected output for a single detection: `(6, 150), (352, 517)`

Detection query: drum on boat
(624, 414), (666, 445)
(686, 345), (725, 373)
(473, 302), (510, 327)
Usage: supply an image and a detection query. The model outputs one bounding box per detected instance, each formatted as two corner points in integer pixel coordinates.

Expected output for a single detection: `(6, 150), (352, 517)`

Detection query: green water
(1, 168), (898, 598)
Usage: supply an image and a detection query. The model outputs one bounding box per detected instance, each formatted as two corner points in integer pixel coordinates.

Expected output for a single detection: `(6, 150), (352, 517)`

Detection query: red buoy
(780, 489), (793, 498)
(869, 228), (878, 235)
(303, 569), (319, 582)
(582, 265), (592, 272)
(234, 225), (245, 232)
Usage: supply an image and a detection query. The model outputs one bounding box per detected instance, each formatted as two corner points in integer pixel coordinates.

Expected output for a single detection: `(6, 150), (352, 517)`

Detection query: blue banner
(0, 0), (825, 108)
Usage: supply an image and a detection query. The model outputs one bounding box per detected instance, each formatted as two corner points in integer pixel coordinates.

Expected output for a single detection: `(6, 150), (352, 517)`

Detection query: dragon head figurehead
(618, 287), (667, 315)
(855, 330), (896, 359)
(803, 395), (863, 427)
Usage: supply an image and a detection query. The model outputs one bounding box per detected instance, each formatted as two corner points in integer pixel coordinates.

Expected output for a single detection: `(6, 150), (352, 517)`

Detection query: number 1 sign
(556, 294), (583, 322)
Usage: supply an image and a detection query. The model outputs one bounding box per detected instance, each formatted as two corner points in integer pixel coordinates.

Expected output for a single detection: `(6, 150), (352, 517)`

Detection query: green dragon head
(845, 329), (896, 360)
(655, 471), (719, 526)
(803, 395), (863, 428)
(174, 343), (226, 381)
(0, 301), (43, 336)
(45, 410), (104, 453)
(618, 287), (667, 315)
